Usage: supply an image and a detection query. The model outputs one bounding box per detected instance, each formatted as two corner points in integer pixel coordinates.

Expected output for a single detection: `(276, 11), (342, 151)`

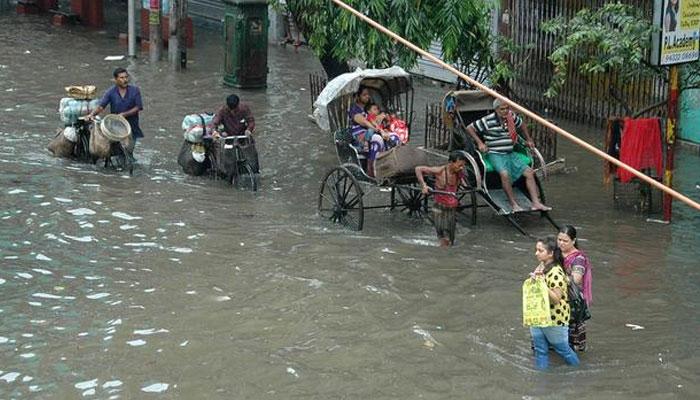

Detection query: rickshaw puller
(415, 151), (468, 248)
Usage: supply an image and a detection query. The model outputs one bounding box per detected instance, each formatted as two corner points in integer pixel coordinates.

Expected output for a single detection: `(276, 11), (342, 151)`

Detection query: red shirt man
(211, 94), (255, 137)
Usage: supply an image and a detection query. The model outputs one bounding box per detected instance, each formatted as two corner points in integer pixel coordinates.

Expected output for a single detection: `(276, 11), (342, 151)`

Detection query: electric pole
(127, 0), (136, 58)
(149, 0), (162, 63)
(169, 0), (187, 70)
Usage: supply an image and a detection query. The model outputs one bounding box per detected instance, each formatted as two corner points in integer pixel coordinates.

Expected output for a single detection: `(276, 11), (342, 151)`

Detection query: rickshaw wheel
(456, 179), (478, 225)
(318, 166), (364, 231)
(393, 183), (427, 218)
(232, 162), (258, 192)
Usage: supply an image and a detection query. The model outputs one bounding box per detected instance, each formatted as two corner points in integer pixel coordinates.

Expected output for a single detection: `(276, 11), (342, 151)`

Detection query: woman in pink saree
(557, 225), (593, 351)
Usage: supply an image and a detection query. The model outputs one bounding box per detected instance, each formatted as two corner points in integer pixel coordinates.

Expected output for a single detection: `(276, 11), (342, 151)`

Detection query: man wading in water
(415, 151), (468, 247)
(87, 67), (144, 144)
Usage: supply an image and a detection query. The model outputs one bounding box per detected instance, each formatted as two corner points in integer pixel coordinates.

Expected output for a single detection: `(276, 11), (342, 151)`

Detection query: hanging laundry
(617, 118), (663, 183)
(603, 118), (624, 185)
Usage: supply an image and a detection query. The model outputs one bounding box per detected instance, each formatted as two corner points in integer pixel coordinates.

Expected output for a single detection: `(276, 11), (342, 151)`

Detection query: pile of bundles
(49, 85), (99, 157)
(178, 113), (214, 176)
(59, 85), (99, 125)
(49, 85), (133, 161)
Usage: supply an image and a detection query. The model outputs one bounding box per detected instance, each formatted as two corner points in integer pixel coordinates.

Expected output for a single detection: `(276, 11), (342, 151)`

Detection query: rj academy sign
(652, 0), (700, 65)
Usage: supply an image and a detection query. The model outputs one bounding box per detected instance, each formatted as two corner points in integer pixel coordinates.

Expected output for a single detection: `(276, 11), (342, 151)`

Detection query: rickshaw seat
(334, 127), (367, 165)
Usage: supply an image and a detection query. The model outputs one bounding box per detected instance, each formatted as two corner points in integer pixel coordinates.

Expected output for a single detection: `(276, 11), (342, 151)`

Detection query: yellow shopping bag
(522, 278), (552, 327)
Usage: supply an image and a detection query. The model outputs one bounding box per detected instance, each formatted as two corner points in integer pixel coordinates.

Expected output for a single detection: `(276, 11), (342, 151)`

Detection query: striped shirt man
(468, 112), (523, 153)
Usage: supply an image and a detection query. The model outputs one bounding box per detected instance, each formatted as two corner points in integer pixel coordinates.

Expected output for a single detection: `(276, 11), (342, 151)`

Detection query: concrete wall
(680, 88), (700, 144)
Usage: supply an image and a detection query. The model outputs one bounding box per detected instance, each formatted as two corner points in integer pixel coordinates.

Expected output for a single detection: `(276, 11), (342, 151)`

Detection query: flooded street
(1, 13), (699, 399)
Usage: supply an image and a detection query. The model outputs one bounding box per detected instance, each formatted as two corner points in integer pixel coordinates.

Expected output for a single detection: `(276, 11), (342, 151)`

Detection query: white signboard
(652, 0), (700, 65)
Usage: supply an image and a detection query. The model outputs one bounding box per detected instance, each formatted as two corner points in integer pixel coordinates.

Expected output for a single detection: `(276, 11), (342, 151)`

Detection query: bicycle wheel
(110, 144), (134, 175)
(75, 130), (91, 163)
(232, 162), (257, 191)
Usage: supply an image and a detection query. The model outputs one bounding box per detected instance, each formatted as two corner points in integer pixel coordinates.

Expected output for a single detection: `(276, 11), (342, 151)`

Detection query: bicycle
(210, 134), (258, 191)
(81, 115), (134, 175)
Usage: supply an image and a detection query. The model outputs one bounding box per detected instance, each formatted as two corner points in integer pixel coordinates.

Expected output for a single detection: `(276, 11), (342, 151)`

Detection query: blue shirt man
(88, 67), (144, 140)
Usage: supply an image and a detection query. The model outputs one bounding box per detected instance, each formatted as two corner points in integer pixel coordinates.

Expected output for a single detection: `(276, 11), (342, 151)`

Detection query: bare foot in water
(531, 202), (552, 211)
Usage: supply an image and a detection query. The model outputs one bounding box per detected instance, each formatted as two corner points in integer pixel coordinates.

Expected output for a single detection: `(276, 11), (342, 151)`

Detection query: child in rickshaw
(366, 103), (401, 150)
(369, 106), (409, 145)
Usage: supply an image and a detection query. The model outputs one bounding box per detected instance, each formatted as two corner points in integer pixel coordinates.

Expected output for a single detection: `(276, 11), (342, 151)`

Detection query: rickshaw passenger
(348, 86), (373, 143)
(466, 98), (550, 212)
(348, 87), (385, 176)
(366, 103), (401, 150)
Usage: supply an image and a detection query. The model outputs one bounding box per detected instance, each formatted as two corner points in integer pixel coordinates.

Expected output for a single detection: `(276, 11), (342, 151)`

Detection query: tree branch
(609, 85), (633, 116)
(632, 99), (668, 118)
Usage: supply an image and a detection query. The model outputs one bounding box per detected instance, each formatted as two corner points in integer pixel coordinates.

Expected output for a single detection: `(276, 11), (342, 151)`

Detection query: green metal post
(222, 0), (269, 88)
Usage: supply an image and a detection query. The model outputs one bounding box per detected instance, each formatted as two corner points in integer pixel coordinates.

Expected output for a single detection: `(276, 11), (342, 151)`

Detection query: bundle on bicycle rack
(177, 140), (209, 176)
(181, 113), (214, 143)
(178, 113), (214, 176)
(47, 127), (76, 158)
(59, 97), (100, 125)
(89, 114), (132, 160)
(65, 85), (97, 100)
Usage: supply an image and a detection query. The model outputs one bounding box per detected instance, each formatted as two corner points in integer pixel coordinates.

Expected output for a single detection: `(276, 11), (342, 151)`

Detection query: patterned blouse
(545, 265), (570, 327)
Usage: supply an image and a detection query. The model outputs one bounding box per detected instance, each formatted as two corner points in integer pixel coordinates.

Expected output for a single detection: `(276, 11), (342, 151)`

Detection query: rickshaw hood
(312, 66), (411, 132)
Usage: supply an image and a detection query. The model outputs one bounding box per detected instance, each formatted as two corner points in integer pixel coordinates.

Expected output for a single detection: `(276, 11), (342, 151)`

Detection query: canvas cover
(312, 66), (411, 132)
(374, 145), (429, 182)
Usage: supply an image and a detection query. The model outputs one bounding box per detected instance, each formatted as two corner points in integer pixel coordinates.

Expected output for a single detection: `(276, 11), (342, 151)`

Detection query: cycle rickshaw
(424, 90), (559, 235)
(313, 67), (477, 231)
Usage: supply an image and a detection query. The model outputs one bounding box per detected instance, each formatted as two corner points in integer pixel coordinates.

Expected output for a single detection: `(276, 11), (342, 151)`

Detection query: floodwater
(1, 11), (700, 400)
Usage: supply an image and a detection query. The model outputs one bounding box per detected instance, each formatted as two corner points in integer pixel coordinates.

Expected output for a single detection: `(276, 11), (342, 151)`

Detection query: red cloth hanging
(617, 118), (663, 183)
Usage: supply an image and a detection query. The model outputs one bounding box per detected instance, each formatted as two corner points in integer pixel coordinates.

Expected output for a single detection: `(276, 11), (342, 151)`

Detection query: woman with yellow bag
(523, 237), (580, 370)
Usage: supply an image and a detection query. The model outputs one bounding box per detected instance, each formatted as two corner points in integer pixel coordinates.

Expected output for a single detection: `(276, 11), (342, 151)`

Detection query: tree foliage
(541, 3), (700, 115)
(277, 0), (502, 83)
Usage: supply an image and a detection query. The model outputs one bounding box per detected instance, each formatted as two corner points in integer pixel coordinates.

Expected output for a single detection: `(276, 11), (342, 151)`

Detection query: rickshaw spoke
(340, 174), (355, 202)
(327, 179), (340, 202)
(344, 194), (361, 209)
(320, 192), (338, 207)
(340, 173), (350, 199)
(332, 173), (345, 199)
(342, 182), (358, 204)
(335, 177), (347, 203)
